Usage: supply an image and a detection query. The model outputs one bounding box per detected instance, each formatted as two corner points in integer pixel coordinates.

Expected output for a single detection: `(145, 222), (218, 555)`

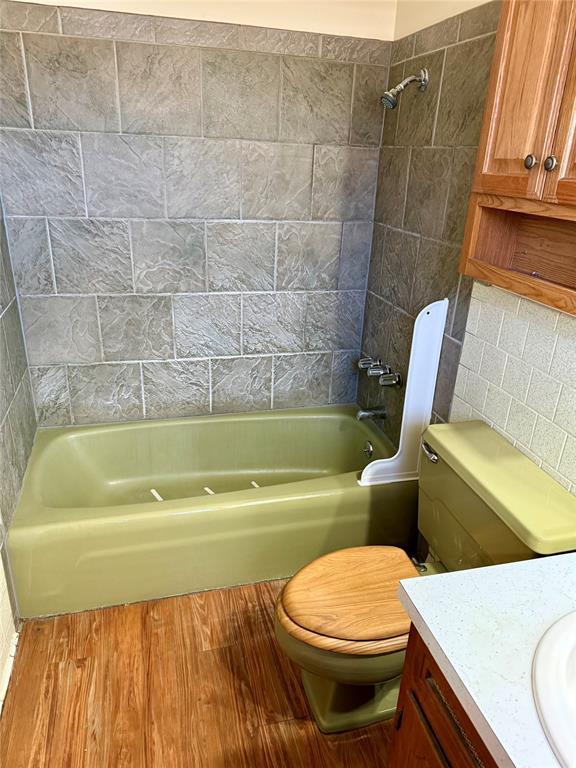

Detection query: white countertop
(399, 553), (576, 768)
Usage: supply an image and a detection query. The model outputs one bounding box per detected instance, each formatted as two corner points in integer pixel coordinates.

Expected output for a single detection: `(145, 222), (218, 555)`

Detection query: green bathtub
(8, 406), (418, 618)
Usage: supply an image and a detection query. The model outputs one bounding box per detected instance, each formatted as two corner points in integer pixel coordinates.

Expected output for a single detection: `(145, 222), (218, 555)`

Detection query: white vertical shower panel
(359, 298), (449, 486)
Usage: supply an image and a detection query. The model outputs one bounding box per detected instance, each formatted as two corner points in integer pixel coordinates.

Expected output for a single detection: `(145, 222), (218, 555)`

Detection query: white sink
(532, 610), (576, 768)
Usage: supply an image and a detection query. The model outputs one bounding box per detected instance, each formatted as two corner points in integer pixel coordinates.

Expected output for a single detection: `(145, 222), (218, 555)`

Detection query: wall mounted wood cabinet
(388, 628), (498, 768)
(460, 0), (576, 314)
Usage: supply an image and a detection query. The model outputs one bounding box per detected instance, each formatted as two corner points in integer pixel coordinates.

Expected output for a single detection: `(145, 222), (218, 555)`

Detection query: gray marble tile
(443, 147), (477, 243)
(3, 296), (27, 386)
(350, 65), (387, 146)
(99, 295), (173, 362)
(338, 221), (372, 291)
(165, 137), (241, 219)
(0, 317), (16, 420)
(280, 57), (353, 144)
(49, 218), (132, 294)
(391, 34), (415, 65)
(414, 16), (460, 55)
(203, 49), (280, 141)
(117, 42), (201, 136)
(8, 376), (36, 481)
(174, 294), (241, 358)
(211, 356), (272, 413)
(361, 291), (393, 358)
(411, 237), (461, 319)
(367, 222), (386, 296)
(29, 366), (71, 426)
(0, 31), (30, 128)
(273, 352), (331, 408)
(0, 129), (84, 216)
(330, 350), (359, 404)
(0, 415), (22, 524)
(450, 275), (473, 342)
(154, 17), (240, 48)
(320, 35), (390, 65)
(404, 147), (453, 238)
(243, 293), (305, 354)
(5, 217), (53, 294)
(374, 146), (410, 228)
(242, 142), (312, 220)
(380, 228), (419, 313)
(276, 222), (341, 291)
(0, 417), (20, 525)
(0, 208), (16, 312)
(381, 62), (403, 146)
(143, 359), (209, 419)
(459, 1), (501, 41)
(238, 25), (319, 56)
(83, 133), (164, 218)
(435, 34), (495, 147)
(0, 1), (59, 32)
(207, 222), (274, 292)
(59, 7), (155, 41)
(312, 146), (378, 221)
(21, 295), (101, 365)
(388, 305), (414, 376)
(395, 49), (445, 146)
(305, 290), (364, 351)
(132, 220), (205, 294)
(24, 34), (118, 132)
(69, 363), (142, 424)
(432, 334), (461, 421)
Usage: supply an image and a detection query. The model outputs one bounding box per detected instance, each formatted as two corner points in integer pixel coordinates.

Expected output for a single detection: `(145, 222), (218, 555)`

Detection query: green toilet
(275, 421), (573, 733)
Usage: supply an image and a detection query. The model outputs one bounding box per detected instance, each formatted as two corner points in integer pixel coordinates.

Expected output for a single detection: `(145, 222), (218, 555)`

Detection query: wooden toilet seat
(278, 546), (419, 656)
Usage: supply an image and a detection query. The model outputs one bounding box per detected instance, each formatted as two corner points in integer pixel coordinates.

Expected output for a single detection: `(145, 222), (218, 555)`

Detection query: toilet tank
(417, 421), (576, 571)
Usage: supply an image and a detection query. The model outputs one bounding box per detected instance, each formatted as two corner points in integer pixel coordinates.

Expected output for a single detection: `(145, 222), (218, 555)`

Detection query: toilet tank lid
(423, 421), (576, 555)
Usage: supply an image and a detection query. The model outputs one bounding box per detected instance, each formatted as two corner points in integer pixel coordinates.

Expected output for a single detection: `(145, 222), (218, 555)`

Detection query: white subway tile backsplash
(505, 399), (537, 446)
(480, 342), (506, 386)
(452, 283), (576, 494)
(530, 416), (566, 469)
(525, 371), (562, 421)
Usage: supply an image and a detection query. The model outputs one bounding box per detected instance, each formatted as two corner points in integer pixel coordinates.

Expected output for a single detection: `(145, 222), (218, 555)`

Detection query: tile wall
(0, 195), (36, 706)
(0, 0), (391, 425)
(452, 283), (576, 495)
(359, 1), (500, 446)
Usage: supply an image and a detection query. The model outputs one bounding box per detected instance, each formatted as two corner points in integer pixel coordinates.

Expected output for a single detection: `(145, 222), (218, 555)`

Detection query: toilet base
(301, 670), (401, 734)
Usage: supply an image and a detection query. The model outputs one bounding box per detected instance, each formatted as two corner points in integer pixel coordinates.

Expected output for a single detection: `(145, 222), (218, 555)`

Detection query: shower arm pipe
(392, 74), (423, 94)
(358, 298), (449, 487)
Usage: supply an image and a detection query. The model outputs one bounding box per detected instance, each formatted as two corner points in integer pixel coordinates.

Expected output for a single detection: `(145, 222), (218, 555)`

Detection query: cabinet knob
(523, 154), (538, 169)
(544, 155), (558, 171)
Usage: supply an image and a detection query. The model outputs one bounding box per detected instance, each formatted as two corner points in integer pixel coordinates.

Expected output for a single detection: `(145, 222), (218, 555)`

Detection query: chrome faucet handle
(367, 364), (386, 377)
(379, 371), (403, 387)
(358, 356), (382, 370)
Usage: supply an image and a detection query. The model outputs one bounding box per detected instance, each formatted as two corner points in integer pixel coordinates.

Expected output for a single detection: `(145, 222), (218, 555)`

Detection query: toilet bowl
(275, 421), (549, 733)
(274, 545), (419, 733)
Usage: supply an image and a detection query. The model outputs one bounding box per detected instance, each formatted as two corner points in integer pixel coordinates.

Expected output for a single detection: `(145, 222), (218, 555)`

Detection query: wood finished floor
(0, 580), (393, 767)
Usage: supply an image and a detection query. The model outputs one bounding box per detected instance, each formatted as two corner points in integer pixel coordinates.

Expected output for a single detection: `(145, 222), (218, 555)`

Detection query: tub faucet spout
(356, 408), (387, 421)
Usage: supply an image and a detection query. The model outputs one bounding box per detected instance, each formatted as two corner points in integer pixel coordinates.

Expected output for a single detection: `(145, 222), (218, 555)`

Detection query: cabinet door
(388, 694), (448, 768)
(474, 0), (576, 199)
(543, 18), (576, 205)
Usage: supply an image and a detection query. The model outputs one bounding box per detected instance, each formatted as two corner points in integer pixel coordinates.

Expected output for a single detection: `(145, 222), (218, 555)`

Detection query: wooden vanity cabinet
(388, 627), (498, 768)
(460, 0), (576, 314)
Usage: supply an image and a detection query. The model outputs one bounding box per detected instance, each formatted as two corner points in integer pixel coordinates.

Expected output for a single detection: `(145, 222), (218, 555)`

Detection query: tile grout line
(44, 217), (58, 293)
(18, 32), (35, 130)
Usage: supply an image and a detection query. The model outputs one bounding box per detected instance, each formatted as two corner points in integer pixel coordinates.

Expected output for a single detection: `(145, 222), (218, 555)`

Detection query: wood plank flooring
(0, 580), (393, 767)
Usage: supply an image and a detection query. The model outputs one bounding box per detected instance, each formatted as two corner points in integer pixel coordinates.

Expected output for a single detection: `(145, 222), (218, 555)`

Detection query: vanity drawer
(390, 627), (498, 768)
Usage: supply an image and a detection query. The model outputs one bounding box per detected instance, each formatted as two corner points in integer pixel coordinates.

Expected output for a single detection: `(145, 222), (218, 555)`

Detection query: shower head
(381, 68), (429, 109)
